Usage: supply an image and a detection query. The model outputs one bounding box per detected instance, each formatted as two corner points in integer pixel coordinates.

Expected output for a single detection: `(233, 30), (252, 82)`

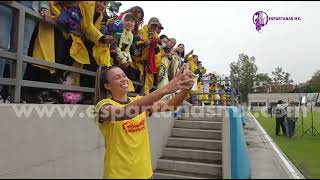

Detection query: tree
(308, 70), (320, 92)
(297, 84), (313, 93)
(255, 73), (272, 86)
(230, 53), (258, 102)
(271, 66), (294, 92)
(284, 72), (294, 84)
(297, 70), (320, 93)
(253, 73), (273, 93)
(272, 66), (285, 85)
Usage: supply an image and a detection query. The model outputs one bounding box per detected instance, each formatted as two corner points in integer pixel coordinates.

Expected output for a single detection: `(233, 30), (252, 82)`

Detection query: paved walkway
(244, 112), (305, 179)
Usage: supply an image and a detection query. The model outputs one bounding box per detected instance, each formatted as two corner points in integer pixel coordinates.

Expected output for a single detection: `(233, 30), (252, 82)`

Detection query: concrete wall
(0, 104), (175, 178)
(248, 93), (304, 105)
(148, 111), (176, 170)
(248, 93), (320, 112)
(251, 105), (320, 112)
(228, 107), (251, 179)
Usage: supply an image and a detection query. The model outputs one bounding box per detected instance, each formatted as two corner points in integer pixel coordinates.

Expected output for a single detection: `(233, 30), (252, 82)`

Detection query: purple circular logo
(253, 11), (268, 32)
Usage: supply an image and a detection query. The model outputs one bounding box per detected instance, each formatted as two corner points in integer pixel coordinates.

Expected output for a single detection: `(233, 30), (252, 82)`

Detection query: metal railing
(0, 2), (241, 105)
(0, 2), (148, 103)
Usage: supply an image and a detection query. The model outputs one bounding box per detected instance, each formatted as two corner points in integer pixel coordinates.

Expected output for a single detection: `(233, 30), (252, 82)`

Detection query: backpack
(57, 5), (82, 36)
(274, 105), (286, 118)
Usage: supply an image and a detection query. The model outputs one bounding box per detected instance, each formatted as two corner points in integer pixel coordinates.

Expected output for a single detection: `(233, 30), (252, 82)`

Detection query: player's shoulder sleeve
(130, 95), (144, 102)
(95, 99), (113, 119)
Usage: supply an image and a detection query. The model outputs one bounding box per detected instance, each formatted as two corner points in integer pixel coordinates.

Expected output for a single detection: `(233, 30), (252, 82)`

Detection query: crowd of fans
(0, 1), (239, 105)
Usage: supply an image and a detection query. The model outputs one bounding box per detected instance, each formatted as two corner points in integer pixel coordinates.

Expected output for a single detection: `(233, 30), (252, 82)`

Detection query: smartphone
(148, 32), (154, 39)
(164, 47), (171, 54)
(183, 63), (189, 75)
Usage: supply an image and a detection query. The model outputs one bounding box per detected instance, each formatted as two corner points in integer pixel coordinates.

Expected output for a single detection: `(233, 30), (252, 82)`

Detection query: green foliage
(271, 66), (293, 85)
(309, 70), (320, 92)
(255, 73), (272, 86)
(230, 53), (258, 102)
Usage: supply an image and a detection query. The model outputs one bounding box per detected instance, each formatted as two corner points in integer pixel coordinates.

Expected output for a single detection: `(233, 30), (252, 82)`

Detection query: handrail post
(222, 107), (231, 178)
(13, 7), (25, 103)
(230, 75), (235, 106)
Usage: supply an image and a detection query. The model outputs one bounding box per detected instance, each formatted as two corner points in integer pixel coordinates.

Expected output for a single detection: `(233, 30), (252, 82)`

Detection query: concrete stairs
(154, 108), (223, 179)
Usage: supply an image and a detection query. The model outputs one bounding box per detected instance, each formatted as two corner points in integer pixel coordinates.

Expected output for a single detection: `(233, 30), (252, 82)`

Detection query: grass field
(254, 111), (320, 179)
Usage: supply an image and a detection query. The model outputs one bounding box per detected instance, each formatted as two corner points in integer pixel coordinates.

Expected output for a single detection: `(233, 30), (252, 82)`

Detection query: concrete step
(160, 157), (222, 165)
(162, 147), (222, 161)
(180, 113), (222, 118)
(156, 158), (222, 176)
(167, 137), (222, 151)
(181, 106), (226, 114)
(172, 128), (222, 140)
(174, 120), (222, 130)
(154, 169), (221, 179)
(178, 113), (223, 122)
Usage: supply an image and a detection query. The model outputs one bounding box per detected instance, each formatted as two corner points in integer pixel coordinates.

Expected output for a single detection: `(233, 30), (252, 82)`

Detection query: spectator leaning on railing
(0, 1), (51, 103)
(0, 1), (216, 105)
(32, 1), (114, 82)
(155, 34), (169, 80)
(131, 17), (162, 95)
(113, 6), (145, 58)
(169, 43), (185, 81)
(157, 37), (176, 98)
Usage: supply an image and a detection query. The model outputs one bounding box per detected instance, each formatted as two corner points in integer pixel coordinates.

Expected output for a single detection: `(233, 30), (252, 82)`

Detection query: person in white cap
(286, 101), (298, 138)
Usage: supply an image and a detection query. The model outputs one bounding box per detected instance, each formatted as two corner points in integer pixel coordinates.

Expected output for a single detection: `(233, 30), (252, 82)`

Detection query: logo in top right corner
(252, 11), (302, 32)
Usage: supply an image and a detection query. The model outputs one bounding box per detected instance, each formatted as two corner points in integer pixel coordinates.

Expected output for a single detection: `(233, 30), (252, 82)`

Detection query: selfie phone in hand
(184, 63), (189, 75)
(148, 32), (154, 39)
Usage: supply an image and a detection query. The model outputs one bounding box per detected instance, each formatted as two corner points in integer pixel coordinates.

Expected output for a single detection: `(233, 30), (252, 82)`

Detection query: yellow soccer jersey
(95, 96), (153, 179)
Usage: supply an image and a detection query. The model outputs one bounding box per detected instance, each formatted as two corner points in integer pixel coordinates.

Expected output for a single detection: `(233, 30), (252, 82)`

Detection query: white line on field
(249, 112), (303, 179)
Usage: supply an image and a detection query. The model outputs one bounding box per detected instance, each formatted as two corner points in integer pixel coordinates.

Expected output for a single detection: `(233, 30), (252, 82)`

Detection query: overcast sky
(118, 1), (320, 84)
